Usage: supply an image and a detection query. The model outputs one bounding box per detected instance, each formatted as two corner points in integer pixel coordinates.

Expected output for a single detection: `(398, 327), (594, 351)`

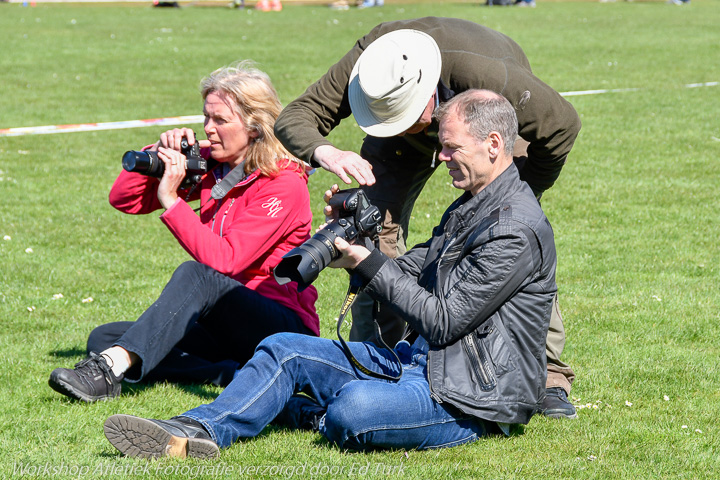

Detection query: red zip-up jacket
(108, 158), (320, 335)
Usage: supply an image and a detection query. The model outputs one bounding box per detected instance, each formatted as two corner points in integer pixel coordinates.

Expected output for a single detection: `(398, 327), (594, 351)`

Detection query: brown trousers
(349, 134), (575, 394)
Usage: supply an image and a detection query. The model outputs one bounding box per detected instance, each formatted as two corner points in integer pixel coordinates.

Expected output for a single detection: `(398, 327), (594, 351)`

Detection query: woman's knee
(170, 261), (209, 283)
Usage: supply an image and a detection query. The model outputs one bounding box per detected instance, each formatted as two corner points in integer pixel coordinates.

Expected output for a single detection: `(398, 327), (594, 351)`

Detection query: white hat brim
(348, 30), (442, 138)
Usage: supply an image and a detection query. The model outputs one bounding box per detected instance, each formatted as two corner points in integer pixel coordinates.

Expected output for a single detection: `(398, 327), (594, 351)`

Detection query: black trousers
(87, 261), (312, 387)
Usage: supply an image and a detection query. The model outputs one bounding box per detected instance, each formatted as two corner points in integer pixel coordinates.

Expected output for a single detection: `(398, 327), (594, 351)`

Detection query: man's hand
(329, 236), (371, 270)
(313, 145), (375, 186)
(322, 184), (342, 222)
(320, 184), (371, 269)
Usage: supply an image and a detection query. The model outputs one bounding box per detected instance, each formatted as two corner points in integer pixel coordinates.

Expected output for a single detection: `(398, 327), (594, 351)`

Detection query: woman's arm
(160, 169), (311, 277)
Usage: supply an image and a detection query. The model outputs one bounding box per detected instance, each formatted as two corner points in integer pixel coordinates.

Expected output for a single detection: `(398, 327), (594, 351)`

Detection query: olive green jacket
(275, 16), (581, 194)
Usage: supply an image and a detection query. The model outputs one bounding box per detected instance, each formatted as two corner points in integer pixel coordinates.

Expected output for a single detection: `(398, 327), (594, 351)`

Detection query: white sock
(100, 347), (132, 377)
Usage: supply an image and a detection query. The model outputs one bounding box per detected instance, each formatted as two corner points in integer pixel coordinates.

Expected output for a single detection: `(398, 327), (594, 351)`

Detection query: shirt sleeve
(445, 53), (581, 195)
(159, 171), (309, 278)
(274, 31), (384, 164)
(504, 62), (582, 194)
(108, 170), (164, 214)
(108, 170), (201, 215)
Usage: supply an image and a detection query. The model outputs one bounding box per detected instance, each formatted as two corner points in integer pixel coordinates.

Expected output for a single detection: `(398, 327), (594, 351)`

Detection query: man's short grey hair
(434, 90), (518, 155)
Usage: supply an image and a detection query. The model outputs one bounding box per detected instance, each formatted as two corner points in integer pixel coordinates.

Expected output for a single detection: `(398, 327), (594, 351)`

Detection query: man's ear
(487, 131), (503, 159)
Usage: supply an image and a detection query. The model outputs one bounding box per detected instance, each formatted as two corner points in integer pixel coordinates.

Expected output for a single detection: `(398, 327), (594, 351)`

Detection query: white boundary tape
(561, 81), (718, 97)
(0, 115), (204, 137)
(1, 82), (717, 137)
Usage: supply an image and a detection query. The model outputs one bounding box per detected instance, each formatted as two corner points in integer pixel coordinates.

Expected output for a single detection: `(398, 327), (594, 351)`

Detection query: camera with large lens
(121, 137), (210, 186)
(274, 188), (382, 291)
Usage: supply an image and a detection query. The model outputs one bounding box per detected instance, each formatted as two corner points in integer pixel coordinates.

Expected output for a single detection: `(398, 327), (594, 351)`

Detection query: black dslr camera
(121, 137), (210, 187)
(274, 188), (382, 291)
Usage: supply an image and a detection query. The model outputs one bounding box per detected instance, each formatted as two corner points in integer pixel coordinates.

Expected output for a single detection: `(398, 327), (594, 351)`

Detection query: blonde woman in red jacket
(48, 62), (319, 403)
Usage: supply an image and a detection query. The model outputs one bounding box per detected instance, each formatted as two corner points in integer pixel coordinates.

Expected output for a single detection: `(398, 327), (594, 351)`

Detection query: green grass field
(1, 1), (719, 478)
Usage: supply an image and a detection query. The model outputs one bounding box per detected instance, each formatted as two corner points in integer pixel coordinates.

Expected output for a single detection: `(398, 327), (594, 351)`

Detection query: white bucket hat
(348, 29), (442, 138)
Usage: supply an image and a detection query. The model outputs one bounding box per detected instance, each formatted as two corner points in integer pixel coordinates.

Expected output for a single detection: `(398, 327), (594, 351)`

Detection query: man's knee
(322, 382), (379, 450)
(256, 332), (297, 354)
(254, 332), (322, 365)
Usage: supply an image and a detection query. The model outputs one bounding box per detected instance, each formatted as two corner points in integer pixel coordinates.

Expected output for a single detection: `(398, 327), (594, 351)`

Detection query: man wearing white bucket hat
(275, 17), (580, 419)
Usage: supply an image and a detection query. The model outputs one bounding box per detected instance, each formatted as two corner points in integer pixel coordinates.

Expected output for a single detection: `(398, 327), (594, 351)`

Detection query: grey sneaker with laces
(49, 352), (123, 402)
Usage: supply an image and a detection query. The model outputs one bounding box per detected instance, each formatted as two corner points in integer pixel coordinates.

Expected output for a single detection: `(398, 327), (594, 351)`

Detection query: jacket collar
(213, 165), (260, 189)
(452, 163), (522, 222)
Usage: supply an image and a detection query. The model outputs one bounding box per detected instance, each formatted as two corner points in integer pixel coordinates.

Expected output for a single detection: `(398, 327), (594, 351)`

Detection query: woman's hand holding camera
(154, 128), (211, 210)
(157, 128), (210, 152)
(156, 147), (187, 210)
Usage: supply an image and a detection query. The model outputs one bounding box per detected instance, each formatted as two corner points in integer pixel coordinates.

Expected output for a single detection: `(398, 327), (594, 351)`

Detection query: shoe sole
(104, 415), (219, 459)
(542, 410), (578, 420)
(48, 374), (116, 403)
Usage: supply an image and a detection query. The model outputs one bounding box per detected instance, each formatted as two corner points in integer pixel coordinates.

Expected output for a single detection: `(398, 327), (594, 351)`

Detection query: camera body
(121, 138), (210, 186)
(274, 188), (382, 291)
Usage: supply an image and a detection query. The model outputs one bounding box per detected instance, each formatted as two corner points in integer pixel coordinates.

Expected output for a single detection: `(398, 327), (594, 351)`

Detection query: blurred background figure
(255, 0), (282, 11)
(358, 0), (383, 8)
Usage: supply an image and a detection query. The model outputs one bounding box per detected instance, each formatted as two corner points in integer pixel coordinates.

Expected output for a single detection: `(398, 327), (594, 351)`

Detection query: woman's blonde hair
(200, 61), (301, 177)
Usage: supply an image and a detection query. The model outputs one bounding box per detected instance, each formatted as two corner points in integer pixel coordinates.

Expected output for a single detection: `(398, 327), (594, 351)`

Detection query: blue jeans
(182, 334), (489, 451)
(87, 261), (312, 386)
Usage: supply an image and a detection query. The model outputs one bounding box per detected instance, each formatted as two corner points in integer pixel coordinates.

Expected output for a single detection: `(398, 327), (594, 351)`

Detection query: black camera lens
(274, 188), (381, 291)
(274, 223), (347, 291)
(122, 150), (165, 178)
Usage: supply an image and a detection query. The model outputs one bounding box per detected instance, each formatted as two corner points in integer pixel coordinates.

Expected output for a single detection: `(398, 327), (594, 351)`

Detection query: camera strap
(191, 161), (248, 213)
(210, 160), (247, 201)
(336, 278), (402, 383)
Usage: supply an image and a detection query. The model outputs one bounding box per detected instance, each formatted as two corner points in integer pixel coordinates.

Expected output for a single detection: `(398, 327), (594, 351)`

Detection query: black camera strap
(191, 161), (249, 213)
(336, 278), (402, 383)
(211, 160), (247, 201)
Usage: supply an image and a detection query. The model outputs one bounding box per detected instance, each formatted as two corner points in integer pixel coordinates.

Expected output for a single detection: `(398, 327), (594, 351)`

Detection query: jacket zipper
(425, 352), (443, 404)
(462, 334), (496, 391)
(427, 374), (444, 404)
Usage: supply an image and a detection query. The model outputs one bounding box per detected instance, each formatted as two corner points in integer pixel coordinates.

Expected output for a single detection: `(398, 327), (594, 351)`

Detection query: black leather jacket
(354, 165), (557, 424)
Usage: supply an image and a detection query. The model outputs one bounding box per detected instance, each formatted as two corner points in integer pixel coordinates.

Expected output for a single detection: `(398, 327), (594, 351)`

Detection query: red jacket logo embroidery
(262, 198), (283, 217)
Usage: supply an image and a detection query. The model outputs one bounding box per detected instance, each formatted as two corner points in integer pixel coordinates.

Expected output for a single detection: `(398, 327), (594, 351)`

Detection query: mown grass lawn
(1, 1), (718, 478)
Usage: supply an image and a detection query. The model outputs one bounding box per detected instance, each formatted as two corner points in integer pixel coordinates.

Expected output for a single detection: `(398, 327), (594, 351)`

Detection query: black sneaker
(48, 352), (123, 402)
(104, 414), (219, 459)
(541, 387), (578, 419)
(273, 394), (326, 432)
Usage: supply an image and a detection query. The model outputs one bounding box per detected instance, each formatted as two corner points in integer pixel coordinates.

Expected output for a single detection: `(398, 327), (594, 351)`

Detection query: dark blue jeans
(182, 334), (489, 451)
(87, 261), (312, 387)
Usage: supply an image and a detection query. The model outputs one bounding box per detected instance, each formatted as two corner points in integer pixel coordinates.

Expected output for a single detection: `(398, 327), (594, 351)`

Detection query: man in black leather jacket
(102, 90), (557, 458)
(327, 89), (557, 425)
(275, 19), (577, 419)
